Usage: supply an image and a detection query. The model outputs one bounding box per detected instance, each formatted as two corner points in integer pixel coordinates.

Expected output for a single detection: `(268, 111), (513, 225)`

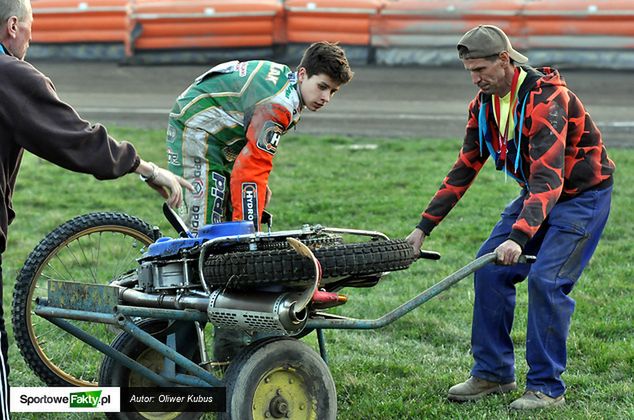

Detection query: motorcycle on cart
(12, 204), (533, 419)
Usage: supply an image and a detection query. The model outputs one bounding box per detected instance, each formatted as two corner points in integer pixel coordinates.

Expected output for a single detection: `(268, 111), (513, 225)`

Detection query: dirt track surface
(32, 61), (633, 147)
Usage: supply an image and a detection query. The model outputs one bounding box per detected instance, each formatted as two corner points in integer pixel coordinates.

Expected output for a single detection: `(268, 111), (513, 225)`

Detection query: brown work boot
(447, 376), (517, 402)
(509, 390), (565, 410)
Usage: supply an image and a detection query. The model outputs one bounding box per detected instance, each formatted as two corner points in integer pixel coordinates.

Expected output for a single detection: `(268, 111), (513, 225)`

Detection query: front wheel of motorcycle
(11, 212), (157, 386)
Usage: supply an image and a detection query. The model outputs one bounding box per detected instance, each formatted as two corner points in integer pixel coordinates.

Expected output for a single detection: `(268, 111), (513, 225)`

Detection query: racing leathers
(167, 60), (303, 233)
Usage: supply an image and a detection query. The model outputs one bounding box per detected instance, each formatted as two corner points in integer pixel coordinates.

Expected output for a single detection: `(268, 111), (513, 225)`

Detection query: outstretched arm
(136, 160), (193, 208)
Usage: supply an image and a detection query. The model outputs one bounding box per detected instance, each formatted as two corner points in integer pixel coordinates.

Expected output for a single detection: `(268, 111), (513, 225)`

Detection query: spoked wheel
(99, 319), (203, 420)
(222, 337), (336, 420)
(11, 212), (156, 386)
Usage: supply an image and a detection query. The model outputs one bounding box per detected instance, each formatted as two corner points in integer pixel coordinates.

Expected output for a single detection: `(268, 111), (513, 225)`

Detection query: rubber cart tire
(99, 319), (202, 420)
(12, 212), (156, 386)
(221, 337), (336, 420)
(203, 239), (415, 289)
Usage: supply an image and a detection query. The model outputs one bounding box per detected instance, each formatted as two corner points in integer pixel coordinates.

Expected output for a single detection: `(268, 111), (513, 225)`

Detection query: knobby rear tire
(203, 239), (415, 289)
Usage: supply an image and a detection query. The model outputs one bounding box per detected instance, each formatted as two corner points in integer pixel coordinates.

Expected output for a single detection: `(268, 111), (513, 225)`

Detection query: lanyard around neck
(493, 67), (520, 161)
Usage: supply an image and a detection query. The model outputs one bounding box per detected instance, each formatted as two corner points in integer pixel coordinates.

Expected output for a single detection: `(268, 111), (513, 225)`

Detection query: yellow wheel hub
(129, 348), (182, 420)
(252, 367), (317, 420)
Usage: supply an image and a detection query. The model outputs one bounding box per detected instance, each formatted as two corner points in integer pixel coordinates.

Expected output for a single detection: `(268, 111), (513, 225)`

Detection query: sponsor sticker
(210, 172), (226, 224)
(195, 60), (239, 83)
(237, 61), (248, 77)
(191, 204), (202, 233)
(265, 63), (284, 84)
(167, 148), (180, 166)
(256, 121), (283, 155)
(192, 178), (204, 199)
(241, 182), (259, 228)
(166, 125), (177, 143)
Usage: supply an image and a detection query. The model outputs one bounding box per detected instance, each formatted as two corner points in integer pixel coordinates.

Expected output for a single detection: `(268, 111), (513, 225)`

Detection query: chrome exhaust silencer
(205, 237), (319, 335)
(207, 289), (307, 334)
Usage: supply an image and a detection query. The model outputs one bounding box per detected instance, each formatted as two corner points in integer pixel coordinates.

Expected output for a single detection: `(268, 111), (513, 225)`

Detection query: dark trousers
(470, 187), (612, 398)
(0, 256), (10, 417)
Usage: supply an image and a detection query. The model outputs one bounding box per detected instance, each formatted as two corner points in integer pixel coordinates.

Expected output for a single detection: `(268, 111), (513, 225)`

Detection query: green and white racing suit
(166, 60), (303, 233)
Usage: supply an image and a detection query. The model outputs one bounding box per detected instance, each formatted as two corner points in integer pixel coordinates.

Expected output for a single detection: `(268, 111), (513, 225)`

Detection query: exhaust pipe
(118, 287), (307, 335)
(207, 289), (307, 334)
(119, 288), (209, 312)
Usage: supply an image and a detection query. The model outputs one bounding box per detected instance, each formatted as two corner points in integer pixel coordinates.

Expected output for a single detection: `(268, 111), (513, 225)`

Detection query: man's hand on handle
(407, 225), (525, 266)
(136, 160), (194, 208)
(494, 239), (522, 265)
(406, 228), (427, 256)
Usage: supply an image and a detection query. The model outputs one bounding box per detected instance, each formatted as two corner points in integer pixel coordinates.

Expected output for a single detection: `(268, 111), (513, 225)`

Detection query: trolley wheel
(11, 212), (156, 386)
(99, 319), (202, 420)
(221, 337), (336, 420)
(204, 239), (415, 289)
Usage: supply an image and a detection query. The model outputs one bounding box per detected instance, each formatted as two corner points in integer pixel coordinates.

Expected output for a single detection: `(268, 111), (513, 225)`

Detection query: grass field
(4, 128), (633, 419)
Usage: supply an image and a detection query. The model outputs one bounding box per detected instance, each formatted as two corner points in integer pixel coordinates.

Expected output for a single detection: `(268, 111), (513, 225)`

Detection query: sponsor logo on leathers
(237, 62), (248, 77)
(241, 183), (258, 228)
(256, 121), (283, 155)
(211, 172), (226, 224)
(265, 63), (285, 84)
(166, 125), (177, 143)
(167, 148), (180, 166)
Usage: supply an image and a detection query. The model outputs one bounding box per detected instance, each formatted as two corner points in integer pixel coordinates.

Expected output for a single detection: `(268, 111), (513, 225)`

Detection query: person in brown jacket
(0, 0), (192, 415)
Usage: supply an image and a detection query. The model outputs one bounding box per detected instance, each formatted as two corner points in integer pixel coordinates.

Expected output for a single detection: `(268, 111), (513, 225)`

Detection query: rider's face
(298, 68), (341, 112)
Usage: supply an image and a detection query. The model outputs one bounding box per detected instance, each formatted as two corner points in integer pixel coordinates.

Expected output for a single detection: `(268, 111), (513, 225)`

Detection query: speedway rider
(166, 41), (354, 362)
(167, 41), (353, 234)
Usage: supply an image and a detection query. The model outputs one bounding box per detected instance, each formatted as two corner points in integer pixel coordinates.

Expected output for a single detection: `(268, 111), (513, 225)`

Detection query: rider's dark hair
(297, 41), (354, 85)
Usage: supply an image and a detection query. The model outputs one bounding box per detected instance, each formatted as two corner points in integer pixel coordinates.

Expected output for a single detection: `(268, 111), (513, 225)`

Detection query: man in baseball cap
(457, 24), (528, 64)
(407, 24), (614, 410)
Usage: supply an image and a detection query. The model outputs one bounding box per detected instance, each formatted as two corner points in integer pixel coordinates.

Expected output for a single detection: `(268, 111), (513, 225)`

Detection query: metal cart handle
(306, 252), (536, 330)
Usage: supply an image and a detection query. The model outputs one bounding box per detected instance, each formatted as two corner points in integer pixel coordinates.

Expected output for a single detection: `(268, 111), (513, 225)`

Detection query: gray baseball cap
(457, 24), (528, 64)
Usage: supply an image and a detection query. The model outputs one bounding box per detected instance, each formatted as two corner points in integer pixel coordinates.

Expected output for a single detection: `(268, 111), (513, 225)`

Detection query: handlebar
(416, 250), (536, 264)
(417, 249), (537, 264)
(418, 250), (441, 260)
(516, 255), (537, 264)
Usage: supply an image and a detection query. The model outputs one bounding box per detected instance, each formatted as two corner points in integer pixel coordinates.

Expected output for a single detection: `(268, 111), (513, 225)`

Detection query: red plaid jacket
(417, 66), (615, 248)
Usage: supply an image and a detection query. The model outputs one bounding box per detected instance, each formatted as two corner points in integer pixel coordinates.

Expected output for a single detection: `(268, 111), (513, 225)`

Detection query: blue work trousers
(470, 186), (612, 398)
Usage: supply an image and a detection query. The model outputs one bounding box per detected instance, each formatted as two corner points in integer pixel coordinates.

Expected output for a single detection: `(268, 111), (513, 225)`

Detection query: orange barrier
(285, 0), (385, 45)
(26, 0), (634, 68)
(32, 0), (128, 43)
(373, 0), (525, 49)
(372, 0), (634, 68)
(372, 0), (524, 65)
(522, 0), (634, 49)
(128, 0), (283, 56)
